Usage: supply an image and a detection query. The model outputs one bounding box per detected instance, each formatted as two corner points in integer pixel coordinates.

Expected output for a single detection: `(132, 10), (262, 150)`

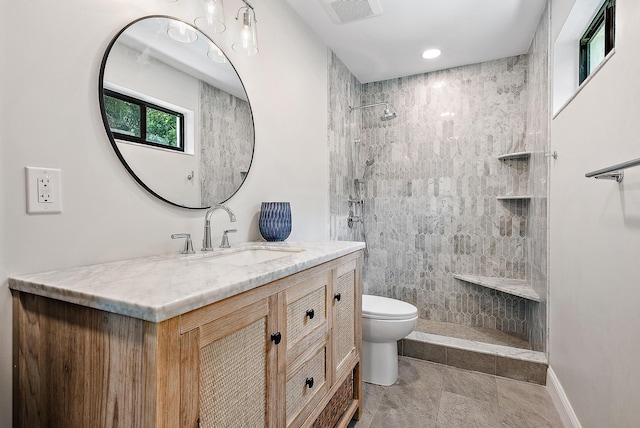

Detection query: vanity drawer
(285, 343), (328, 428)
(283, 272), (329, 362)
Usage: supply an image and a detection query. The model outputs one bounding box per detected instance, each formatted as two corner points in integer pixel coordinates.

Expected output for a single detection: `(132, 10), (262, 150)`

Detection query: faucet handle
(171, 233), (195, 254)
(220, 229), (237, 249)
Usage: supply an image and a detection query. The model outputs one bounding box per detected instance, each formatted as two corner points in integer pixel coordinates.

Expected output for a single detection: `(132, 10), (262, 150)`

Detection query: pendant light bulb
(232, 6), (258, 56)
(195, 0), (226, 34)
(240, 11), (251, 47)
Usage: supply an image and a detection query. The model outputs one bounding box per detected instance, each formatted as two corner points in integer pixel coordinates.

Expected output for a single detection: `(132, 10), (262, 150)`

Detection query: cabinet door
(180, 297), (278, 428)
(332, 259), (360, 379)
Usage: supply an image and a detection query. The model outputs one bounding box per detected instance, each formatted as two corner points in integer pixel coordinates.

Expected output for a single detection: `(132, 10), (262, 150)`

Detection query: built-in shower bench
(453, 274), (541, 302)
(398, 275), (548, 385)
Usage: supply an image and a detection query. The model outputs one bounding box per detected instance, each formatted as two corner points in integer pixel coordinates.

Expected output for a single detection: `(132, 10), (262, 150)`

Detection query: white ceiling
(116, 17), (247, 100)
(285, 0), (547, 83)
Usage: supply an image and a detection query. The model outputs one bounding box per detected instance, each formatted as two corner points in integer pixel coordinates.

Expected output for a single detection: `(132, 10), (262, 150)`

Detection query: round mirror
(99, 16), (254, 209)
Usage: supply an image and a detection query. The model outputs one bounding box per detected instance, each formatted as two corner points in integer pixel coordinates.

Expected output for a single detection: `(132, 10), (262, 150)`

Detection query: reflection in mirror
(99, 16), (254, 209)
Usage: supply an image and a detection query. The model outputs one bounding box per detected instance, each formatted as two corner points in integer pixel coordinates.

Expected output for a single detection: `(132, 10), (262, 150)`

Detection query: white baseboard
(546, 366), (582, 428)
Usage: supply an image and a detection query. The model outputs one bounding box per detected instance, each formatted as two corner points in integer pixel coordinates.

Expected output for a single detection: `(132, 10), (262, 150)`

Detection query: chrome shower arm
(349, 102), (388, 111)
(349, 102), (398, 121)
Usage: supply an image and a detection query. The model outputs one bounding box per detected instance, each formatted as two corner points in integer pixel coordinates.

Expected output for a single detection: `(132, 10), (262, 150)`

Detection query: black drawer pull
(305, 377), (314, 388)
(306, 309), (315, 319)
(334, 293), (341, 301)
(270, 332), (282, 345)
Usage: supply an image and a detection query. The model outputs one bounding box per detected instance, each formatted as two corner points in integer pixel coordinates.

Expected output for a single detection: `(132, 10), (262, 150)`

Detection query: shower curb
(399, 330), (548, 385)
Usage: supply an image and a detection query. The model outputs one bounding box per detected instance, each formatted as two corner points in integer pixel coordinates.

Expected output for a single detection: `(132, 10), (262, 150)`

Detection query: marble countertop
(9, 241), (365, 323)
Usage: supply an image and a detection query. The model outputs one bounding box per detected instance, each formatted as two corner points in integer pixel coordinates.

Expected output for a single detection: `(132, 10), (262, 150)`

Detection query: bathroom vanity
(10, 241), (364, 428)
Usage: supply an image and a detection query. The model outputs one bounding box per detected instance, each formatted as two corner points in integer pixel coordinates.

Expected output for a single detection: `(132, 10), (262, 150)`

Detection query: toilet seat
(362, 295), (418, 320)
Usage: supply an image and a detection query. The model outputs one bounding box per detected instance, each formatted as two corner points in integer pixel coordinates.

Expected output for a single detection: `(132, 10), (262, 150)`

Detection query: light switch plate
(25, 167), (62, 214)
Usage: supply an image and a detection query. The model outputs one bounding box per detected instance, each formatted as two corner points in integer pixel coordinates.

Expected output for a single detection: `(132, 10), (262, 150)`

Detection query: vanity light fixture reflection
(232, 0), (258, 56)
(195, 0), (227, 34)
(207, 43), (227, 62)
(167, 21), (198, 43)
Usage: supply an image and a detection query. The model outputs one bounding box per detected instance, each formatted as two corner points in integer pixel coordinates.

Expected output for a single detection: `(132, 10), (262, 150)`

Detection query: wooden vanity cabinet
(178, 252), (362, 428)
(13, 250), (362, 428)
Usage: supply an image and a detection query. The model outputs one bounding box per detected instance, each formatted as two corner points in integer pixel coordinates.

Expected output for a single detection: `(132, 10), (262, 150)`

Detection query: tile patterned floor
(349, 357), (563, 428)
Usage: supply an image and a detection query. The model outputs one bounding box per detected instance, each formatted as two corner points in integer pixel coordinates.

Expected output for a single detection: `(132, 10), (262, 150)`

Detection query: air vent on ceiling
(321, 0), (383, 24)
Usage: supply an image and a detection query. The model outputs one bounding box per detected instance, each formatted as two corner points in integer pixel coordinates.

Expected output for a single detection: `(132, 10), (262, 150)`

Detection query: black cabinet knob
(306, 309), (315, 319)
(270, 332), (281, 345)
(305, 377), (314, 388)
(334, 293), (341, 301)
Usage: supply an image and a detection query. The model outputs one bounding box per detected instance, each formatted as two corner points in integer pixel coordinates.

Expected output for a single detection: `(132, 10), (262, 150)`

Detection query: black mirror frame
(98, 15), (255, 209)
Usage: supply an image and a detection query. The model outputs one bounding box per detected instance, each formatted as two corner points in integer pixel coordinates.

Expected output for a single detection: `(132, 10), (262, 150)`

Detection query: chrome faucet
(171, 233), (195, 254)
(220, 229), (237, 249)
(202, 204), (237, 251)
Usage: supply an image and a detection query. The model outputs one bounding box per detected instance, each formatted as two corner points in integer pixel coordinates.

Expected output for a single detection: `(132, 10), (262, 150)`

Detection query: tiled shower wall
(328, 12), (549, 350)
(328, 51), (360, 242)
(200, 81), (253, 206)
(525, 3), (550, 352)
(357, 57), (531, 339)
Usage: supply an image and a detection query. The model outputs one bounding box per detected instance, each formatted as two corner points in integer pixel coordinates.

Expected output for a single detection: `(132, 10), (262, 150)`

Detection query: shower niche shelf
(498, 151), (531, 161)
(453, 274), (541, 302)
(497, 152), (532, 200)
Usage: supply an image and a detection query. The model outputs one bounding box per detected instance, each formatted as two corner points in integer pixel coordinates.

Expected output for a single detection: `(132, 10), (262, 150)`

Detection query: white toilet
(361, 294), (418, 386)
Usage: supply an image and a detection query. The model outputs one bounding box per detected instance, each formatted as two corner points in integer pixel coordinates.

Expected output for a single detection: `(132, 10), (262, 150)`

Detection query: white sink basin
(193, 246), (304, 266)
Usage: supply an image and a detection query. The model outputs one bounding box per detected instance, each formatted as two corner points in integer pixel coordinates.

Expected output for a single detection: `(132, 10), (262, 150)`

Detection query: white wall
(0, 0), (328, 425)
(106, 42), (202, 207)
(550, 0), (640, 426)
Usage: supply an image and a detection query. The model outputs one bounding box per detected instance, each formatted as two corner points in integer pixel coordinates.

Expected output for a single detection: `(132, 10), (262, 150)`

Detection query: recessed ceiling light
(422, 48), (441, 59)
(167, 22), (198, 43)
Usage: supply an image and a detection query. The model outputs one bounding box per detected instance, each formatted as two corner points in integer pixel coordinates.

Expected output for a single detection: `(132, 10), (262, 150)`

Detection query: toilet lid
(362, 294), (418, 320)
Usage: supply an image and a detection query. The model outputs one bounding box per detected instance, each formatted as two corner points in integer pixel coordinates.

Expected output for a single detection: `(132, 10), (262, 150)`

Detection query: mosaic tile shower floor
(349, 357), (563, 428)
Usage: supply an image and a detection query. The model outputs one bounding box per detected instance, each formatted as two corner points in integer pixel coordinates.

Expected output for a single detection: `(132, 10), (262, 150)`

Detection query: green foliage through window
(146, 107), (179, 147)
(104, 96), (141, 138)
(104, 90), (184, 151)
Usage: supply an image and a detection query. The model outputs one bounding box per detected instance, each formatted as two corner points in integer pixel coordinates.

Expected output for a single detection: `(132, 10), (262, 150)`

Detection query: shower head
(380, 106), (397, 121)
(349, 102), (398, 121)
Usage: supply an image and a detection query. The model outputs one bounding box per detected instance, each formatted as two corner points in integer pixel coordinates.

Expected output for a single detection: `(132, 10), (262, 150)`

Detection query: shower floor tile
(416, 319), (531, 350)
(348, 357), (563, 428)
